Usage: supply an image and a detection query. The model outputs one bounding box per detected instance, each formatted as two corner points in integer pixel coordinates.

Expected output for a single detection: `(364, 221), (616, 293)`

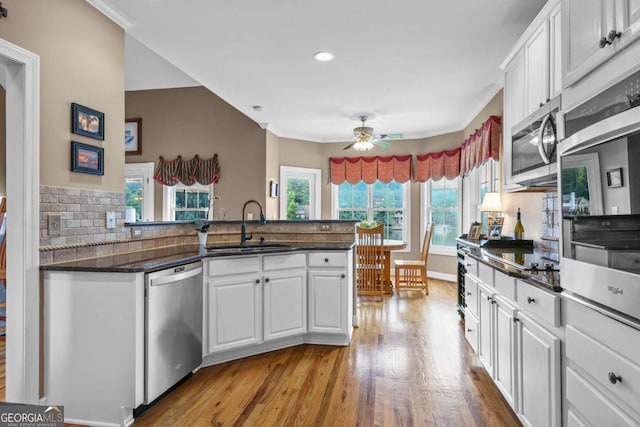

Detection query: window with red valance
(415, 148), (461, 182)
(460, 115), (501, 176)
(329, 155), (412, 185)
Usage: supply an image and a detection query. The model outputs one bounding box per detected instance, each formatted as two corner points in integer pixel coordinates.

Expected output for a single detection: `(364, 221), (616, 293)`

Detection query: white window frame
(279, 166), (322, 220)
(421, 178), (462, 256)
(331, 181), (411, 252)
(125, 162), (155, 222)
(163, 182), (214, 221)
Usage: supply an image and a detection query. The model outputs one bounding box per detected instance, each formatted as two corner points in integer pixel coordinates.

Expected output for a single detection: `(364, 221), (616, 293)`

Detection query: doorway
(0, 38), (40, 404)
(279, 166), (321, 220)
(125, 162), (155, 222)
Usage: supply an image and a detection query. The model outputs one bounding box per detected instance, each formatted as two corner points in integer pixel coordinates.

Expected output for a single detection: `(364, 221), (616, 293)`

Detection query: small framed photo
(269, 180), (279, 198)
(467, 222), (482, 240)
(607, 167), (623, 188)
(488, 224), (503, 240)
(125, 118), (142, 155)
(72, 103), (104, 140)
(71, 141), (104, 175)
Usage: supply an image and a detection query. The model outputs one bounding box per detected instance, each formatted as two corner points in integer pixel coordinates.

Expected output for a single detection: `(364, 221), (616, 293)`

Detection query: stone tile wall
(40, 205), (357, 265)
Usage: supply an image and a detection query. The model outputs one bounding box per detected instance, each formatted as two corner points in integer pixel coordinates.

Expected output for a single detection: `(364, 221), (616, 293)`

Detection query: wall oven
(559, 67), (640, 322)
(511, 95), (561, 186)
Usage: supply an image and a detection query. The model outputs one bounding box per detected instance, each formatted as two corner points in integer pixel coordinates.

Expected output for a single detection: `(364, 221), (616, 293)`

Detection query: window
(125, 163), (154, 222)
(163, 183), (214, 221)
(422, 177), (461, 254)
(332, 181), (410, 246)
(478, 159), (500, 233)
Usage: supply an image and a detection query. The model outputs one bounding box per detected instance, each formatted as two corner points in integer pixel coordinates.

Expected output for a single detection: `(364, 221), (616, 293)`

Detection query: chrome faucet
(241, 199), (266, 246)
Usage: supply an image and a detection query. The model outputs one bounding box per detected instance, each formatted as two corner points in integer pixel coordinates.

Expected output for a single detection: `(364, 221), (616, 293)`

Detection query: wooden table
(380, 239), (407, 293)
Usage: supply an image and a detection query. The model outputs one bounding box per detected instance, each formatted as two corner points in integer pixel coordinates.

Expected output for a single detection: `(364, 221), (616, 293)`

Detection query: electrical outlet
(131, 227), (142, 238)
(48, 214), (61, 236)
(106, 211), (116, 229)
(320, 224), (331, 231)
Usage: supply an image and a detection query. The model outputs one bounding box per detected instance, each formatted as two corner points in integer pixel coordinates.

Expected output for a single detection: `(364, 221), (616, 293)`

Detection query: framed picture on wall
(125, 118), (142, 155)
(606, 167), (623, 188)
(71, 103), (104, 140)
(71, 141), (104, 175)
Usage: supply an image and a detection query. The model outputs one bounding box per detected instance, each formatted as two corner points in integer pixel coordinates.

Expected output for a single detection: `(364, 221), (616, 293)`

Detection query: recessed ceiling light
(313, 51), (335, 62)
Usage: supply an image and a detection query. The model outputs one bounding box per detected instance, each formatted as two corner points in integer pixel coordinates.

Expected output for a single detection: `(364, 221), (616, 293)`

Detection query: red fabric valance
(460, 115), (501, 175)
(153, 154), (220, 186)
(329, 155), (412, 185)
(415, 148), (461, 182)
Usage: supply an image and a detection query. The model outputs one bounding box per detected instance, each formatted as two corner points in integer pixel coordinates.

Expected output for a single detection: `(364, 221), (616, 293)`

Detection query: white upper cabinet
(563, 0), (640, 87)
(525, 22), (550, 115)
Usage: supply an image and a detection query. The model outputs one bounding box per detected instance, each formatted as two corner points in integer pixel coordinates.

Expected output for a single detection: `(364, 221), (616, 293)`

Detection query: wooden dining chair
(394, 223), (434, 295)
(355, 222), (385, 301)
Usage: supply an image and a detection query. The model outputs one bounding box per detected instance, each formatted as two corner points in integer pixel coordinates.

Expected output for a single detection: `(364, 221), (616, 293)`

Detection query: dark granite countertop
(40, 241), (355, 273)
(458, 239), (562, 293)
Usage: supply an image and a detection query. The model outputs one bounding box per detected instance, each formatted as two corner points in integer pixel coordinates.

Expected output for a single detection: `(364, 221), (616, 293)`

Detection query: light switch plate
(48, 214), (61, 236)
(106, 211), (116, 229)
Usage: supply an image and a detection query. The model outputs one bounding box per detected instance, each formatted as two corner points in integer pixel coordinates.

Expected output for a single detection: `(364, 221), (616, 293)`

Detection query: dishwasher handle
(149, 265), (203, 287)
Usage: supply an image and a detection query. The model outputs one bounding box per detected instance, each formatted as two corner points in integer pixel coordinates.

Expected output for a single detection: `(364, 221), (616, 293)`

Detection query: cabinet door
(524, 22), (550, 114)
(494, 296), (517, 409)
(207, 276), (262, 354)
(477, 282), (494, 375)
(563, 0), (615, 86)
(616, 0), (640, 50)
(263, 269), (307, 341)
(308, 269), (347, 334)
(503, 49), (525, 189)
(549, 3), (563, 98)
(517, 312), (561, 427)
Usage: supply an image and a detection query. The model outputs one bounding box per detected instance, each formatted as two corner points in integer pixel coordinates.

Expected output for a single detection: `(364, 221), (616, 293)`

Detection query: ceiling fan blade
(343, 142), (356, 150)
(373, 140), (390, 148)
(377, 133), (404, 140)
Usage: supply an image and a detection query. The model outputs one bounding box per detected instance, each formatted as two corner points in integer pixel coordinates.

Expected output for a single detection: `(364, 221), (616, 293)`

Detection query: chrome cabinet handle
(265, 278), (270, 283)
(255, 279), (260, 284)
(514, 317), (520, 323)
(341, 274), (346, 278)
(608, 372), (622, 384)
(527, 297), (536, 304)
(467, 328), (472, 332)
(324, 258), (329, 263)
(467, 292), (472, 296)
(600, 29), (621, 47)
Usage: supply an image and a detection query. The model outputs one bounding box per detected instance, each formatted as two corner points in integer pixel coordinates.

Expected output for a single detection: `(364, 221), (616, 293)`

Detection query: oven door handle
(537, 113), (556, 165)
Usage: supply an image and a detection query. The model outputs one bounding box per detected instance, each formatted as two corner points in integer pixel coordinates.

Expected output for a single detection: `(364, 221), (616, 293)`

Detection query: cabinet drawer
(566, 325), (640, 413)
(207, 256), (260, 277)
(464, 275), (479, 317)
(465, 256), (478, 278)
(566, 367), (639, 427)
(308, 252), (347, 268)
(263, 253), (306, 271)
(464, 311), (479, 353)
(494, 270), (516, 302)
(517, 280), (560, 326)
(478, 262), (494, 285)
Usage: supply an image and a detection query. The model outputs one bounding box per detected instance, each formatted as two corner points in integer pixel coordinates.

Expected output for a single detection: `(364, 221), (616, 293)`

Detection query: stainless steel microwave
(510, 96), (561, 187)
(559, 68), (640, 322)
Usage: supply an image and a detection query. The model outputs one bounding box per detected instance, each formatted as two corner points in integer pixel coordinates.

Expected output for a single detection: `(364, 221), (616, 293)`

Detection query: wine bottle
(514, 208), (524, 240)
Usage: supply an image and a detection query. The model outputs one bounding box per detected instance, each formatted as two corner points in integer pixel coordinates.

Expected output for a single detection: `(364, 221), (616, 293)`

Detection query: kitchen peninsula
(40, 220), (356, 427)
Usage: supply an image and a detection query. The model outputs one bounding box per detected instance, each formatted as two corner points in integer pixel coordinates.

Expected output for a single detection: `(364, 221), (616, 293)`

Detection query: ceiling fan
(343, 115), (403, 151)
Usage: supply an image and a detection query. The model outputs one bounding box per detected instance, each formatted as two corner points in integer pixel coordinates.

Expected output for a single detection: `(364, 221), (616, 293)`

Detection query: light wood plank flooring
(9, 278), (516, 426)
(125, 279), (519, 427)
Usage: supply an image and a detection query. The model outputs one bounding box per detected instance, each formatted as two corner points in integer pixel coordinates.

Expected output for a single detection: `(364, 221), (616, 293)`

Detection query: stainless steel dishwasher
(145, 261), (203, 404)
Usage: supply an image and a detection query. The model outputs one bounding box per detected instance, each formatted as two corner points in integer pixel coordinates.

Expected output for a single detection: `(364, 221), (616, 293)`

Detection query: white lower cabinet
(468, 258), (562, 427)
(263, 266), (307, 341)
(204, 250), (353, 362)
(517, 311), (561, 427)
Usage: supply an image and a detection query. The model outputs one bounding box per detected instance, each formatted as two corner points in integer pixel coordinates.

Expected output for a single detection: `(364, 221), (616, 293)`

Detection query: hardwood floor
(124, 279), (520, 427)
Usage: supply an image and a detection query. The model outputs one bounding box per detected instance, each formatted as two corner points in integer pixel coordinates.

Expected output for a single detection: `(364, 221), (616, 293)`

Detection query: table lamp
(480, 192), (503, 227)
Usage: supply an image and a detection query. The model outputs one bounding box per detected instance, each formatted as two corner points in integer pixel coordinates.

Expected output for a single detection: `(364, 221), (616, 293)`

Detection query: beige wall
(125, 87), (267, 220)
(0, 0), (125, 192)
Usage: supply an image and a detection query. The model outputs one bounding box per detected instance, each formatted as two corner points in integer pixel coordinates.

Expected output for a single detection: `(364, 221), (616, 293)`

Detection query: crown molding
(86, 0), (133, 30)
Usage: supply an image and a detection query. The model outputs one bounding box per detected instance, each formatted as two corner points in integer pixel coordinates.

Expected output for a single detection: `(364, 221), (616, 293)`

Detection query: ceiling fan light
(353, 140), (374, 151)
(313, 51), (335, 62)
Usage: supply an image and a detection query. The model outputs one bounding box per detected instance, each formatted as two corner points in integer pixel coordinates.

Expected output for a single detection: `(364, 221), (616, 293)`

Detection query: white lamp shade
(480, 192), (503, 212)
